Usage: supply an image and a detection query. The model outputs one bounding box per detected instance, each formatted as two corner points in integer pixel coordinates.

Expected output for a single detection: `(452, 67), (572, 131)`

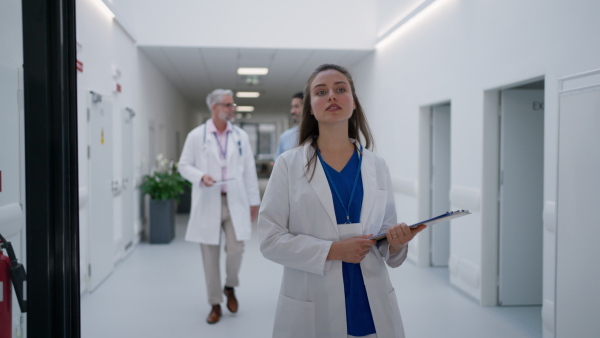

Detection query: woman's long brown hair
(298, 64), (374, 181)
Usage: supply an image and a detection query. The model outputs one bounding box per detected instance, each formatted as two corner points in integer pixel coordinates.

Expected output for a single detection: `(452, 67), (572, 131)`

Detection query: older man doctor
(179, 89), (261, 324)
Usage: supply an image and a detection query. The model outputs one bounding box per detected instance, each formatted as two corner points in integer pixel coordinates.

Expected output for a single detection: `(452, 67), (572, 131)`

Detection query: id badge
(220, 158), (227, 167)
(338, 222), (363, 240)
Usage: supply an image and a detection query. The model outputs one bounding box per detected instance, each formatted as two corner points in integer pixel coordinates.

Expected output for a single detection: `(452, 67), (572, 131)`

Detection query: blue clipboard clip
(369, 209), (471, 241)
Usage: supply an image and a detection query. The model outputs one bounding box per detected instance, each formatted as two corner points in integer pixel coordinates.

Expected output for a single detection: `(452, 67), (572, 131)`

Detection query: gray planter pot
(149, 199), (175, 244)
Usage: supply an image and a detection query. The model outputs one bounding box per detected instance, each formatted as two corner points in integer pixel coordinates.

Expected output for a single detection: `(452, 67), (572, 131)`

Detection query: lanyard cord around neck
(317, 144), (363, 224)
(203, 123), (242, 156)
(213, 131), (229, 158)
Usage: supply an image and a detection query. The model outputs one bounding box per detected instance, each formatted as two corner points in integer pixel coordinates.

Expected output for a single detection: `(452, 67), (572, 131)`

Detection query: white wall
(76, 0), (193, 292)
(129, 0), (376, 50)
(0, 1), (26, 336)
(351, 1), (600, 337)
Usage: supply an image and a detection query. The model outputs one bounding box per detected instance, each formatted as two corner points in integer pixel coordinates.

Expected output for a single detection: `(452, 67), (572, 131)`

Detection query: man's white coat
(179, 122), (260, 244)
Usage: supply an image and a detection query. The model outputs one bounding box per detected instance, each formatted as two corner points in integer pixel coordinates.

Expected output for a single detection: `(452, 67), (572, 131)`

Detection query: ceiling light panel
(237, 67), (269, 76)
(236, 91), (260, 98)
(236, 106), (255, 112)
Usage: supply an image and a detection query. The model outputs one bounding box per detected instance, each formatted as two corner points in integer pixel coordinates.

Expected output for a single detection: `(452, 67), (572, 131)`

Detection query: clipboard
(369, 209), (471, 241)
(211, 178), (236, 186)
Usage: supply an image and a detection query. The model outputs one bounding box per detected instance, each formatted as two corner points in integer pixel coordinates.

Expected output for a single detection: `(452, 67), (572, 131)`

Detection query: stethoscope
(202, 122), (242, 156)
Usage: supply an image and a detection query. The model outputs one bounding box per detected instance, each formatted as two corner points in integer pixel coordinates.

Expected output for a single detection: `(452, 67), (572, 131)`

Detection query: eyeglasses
(217, 103), (237, 109)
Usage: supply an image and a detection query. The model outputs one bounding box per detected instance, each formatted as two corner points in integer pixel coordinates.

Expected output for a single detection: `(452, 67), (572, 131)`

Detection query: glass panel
(240, 123), (259, 156)
(257, 123), (277, 160)
(0, 0), (27, 336)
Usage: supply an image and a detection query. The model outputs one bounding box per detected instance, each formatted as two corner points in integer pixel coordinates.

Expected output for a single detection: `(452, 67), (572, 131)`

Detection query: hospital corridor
(2, 0), (600, 338)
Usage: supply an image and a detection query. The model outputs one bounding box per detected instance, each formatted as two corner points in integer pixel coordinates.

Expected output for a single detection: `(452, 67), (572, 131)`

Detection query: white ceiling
(139, 46), (373, 115)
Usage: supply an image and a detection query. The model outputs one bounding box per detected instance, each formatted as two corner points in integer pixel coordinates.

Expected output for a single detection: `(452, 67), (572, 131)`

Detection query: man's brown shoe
(223, 287), (238, 313)
(206, 304), (221, 324)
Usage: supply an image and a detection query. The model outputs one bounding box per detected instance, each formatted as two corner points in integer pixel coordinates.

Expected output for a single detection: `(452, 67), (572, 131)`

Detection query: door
(122, 107), (135, 252)
(430, 104), (451, 266)
(88, 91), (115, 291)
(148, 121), (156, 172)
(556, 83), (600, 336)
(498, 89), (544, 306)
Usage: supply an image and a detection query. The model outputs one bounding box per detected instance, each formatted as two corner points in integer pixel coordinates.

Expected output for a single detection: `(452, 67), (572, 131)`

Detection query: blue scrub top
(319, 149), (376, 336)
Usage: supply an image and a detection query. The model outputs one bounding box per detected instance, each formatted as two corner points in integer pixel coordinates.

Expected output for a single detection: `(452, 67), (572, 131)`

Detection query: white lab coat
(179, 122), (261, 244)
(258, 141), (408, 338)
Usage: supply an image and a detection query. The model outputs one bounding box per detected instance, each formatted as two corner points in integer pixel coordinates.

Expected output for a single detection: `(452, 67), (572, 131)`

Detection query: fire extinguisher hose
(0, 233), (27, 313)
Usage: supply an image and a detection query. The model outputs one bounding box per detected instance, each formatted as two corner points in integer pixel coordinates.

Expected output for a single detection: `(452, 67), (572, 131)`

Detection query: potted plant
(140, 154), (191, 244)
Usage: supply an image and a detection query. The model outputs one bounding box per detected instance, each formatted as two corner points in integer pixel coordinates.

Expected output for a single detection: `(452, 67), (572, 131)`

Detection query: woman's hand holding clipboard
(369, 210), (471, 241)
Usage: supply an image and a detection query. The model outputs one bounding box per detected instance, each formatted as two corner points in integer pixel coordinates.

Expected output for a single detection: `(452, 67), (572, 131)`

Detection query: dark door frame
(22, 1), (80, 337)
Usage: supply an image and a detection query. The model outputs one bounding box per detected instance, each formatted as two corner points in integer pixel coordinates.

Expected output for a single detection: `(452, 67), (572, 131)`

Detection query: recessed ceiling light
(236, 106), (255, 112)
(236, 91), (260, 98)
(237, 67), (269, 76)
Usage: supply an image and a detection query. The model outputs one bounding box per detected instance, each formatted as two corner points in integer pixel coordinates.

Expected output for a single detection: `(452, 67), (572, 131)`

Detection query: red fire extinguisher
(0, 250), (11, 338)
(0, 233), (27, 338)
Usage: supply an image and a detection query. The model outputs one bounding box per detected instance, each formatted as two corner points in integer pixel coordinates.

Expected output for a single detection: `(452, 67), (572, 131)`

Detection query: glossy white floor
(81, 210), (542, 338)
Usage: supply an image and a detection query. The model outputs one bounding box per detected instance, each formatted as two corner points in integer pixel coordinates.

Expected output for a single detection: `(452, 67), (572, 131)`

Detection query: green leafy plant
(140, 154), (191, 201)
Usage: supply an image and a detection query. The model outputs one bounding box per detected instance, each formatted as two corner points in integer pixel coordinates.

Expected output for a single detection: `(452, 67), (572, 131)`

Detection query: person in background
(273, 91), (304, 161)
(258, 64), (425, 337)
(179, 89), (261, 324)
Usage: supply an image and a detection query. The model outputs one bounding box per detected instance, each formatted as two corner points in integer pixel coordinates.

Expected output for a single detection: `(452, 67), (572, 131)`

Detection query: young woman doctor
(258, 64), (426, 338)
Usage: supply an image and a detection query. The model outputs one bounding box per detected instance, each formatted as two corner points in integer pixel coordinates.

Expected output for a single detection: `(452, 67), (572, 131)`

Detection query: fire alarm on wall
(113, 81), (122, 94)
